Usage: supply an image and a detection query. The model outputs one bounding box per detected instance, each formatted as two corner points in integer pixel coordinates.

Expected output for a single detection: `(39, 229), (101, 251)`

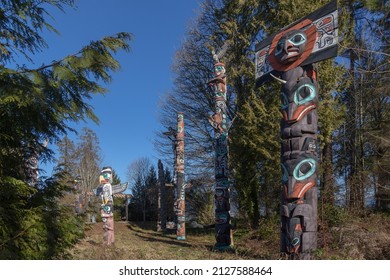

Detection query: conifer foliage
(0, 0), (132, 259)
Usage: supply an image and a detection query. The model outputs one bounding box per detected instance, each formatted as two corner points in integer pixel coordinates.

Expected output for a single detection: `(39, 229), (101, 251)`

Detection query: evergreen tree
(230, 91), (280, 226)
(164, 167), (173, 184)
(128, 175), (145, 221)
(127, 157), (155, 222)
(336, 0), (389, 211)
(111, 169), (122, 185)
(186, 178), (215, 225)
(145, 165), (158, 221)
(0, 0), (131, 259)
(164, 167), (176, 222)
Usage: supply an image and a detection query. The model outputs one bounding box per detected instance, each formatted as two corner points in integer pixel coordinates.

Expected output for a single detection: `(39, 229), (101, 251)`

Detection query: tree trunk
(251, 183), (260, 229)
(321, 139), (335, 205)
(346, 0), (365, 211)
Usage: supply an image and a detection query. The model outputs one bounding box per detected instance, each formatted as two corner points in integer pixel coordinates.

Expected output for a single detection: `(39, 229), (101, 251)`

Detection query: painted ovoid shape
(255, 0), (338, 259)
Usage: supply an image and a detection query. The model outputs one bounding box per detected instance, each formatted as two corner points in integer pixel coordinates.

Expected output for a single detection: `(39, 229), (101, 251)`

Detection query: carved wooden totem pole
(209, 61), (232, 250)
(99, 166), (115, 245)
(157, 159), (167, 232)
(255, 0), (338, 259)
(175, 113), (186, 240)
(96, 166), (128, 245)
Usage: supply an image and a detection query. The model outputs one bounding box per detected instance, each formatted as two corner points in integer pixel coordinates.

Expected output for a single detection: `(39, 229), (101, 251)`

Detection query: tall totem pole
(254, 0), (338, 259)
(208, 60), (232, 250)
(99, 167), (115, 246)
(157, 159), (167, 232)
(175, 112), (186, 240)
(96, 166), (128, 245)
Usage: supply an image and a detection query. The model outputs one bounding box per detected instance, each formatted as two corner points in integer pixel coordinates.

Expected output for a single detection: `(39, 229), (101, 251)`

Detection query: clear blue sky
(36, 0), (201, 182)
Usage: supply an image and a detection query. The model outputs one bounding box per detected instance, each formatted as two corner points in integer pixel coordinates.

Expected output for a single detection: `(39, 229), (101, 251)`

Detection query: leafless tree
(155, 0), (236, 180)
(126, 157), (151, 187)
(76, 128), (102, 194)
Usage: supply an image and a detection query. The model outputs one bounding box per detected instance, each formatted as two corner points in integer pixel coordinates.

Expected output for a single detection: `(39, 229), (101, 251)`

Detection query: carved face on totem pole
(215, 188), (230, 212)
(176, 113), (185, 174)
(274, 30), (307, 65)
(101, 204), (113, 216)
(254, 0), (338, 259)
(281, 75), (318, 124)
(279, 66), (318, 200)
(214, 63), (225, 77)
(99, 166), (113, 184)
(267, 21), (317, 73)
(255, 0), (339, 85)
(282, 155), (317, 200)
(99, 166), (113, 208)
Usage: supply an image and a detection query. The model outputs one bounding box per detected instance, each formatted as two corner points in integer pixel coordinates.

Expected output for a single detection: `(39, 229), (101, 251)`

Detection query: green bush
(0, 176), (85, 259)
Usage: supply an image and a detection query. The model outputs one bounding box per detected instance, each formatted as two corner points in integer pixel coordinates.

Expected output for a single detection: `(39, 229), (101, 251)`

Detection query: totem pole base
(103, 216), (115, 246)
(177, 236), (186, 241)
(213, 244), (234, 253)
(281, 251), (315, 260)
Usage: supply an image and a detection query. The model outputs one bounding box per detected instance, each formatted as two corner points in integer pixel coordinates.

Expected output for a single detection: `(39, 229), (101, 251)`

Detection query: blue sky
(34, 0), (201, 182)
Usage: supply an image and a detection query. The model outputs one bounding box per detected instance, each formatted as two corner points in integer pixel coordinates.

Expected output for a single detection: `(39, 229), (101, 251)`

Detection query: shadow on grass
(126, 223), (179, 241)
(125, 221), (261, 258)
(133, 232), (194, 248)
(126, 222), (216, 249)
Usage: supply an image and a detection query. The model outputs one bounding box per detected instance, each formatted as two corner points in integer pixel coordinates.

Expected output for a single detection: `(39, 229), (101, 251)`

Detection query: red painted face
(275, 30), (307, 64)
(268, 19), (317, 72)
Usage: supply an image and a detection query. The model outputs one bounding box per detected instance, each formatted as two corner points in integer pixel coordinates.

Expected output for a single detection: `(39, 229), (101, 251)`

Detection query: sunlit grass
(67, 212), (390, 260)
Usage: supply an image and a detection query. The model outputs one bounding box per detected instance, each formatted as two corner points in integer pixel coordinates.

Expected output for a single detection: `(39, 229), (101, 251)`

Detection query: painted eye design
(281, 92), (288, 109)
(281, 163), (288, 182)
(215, 66), (225, 73)
(275, 41), (284, 55)
(293, 158), (316, 180)
(288, 33), (307, 45)
(292, 237), (300, 246)
(294, 84), (316, 105)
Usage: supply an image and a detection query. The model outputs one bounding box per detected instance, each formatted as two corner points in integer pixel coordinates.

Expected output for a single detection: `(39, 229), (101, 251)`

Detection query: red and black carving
(255, 1), (338, 259)
(255, 0), (338, 86)
(209, 61), (232, 250)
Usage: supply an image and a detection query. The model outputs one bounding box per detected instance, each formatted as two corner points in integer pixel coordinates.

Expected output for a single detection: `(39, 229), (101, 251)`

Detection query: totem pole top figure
(214, 62), (226, 77)
(255, 0), (339, 87)
(99, 166), (113, 184)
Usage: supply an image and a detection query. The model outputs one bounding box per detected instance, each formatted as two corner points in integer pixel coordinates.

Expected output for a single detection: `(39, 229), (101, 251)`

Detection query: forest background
(0, 0), (388, 260)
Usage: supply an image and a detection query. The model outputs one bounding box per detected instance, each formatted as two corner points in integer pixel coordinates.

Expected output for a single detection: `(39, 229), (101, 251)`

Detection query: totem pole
(157, 159), (167, 232)
(96, 166), (128, 245)
(74, 176), (83, 215)
(26, 140), (48, 186)
(98, 167), (115, 245)
(254, 0), (338, 259)
(174, 113), (186, 240)
(208, 60), (232, 250)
